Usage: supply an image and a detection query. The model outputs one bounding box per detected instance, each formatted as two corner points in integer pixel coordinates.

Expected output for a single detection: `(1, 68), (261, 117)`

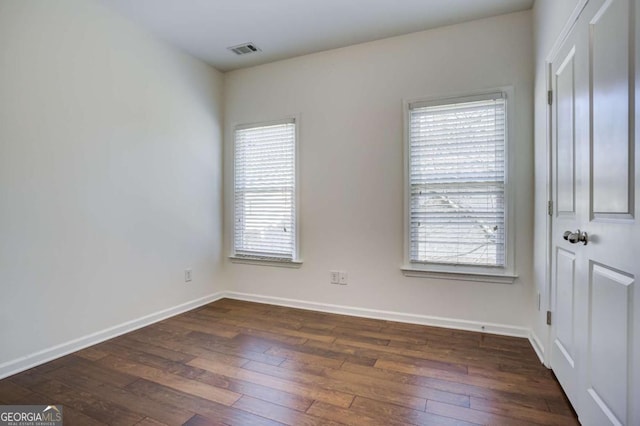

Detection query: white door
(549, 13), (585, 410)
(549, 0), (640, 425)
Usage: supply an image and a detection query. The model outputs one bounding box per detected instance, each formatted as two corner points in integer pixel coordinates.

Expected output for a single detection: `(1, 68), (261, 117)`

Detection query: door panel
(556, 48), (577, 215)
(554, 248), (576, 366)
(591, 0), (632, 216)
(586, 263), (633, 425)
(551, 247), (578, 401)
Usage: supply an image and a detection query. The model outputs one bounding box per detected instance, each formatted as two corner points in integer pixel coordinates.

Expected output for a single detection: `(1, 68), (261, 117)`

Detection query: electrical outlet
(339, 272), (348, 285)
(185, 269), (192, 283)
(330, 271), (340, 284)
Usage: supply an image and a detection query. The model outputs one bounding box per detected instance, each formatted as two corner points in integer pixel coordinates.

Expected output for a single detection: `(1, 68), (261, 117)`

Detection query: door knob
(563, 229), (588, 245)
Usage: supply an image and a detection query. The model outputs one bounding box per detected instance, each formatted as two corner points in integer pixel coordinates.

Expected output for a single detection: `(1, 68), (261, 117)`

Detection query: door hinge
(546, 310), (552, 325)
(547, 90), (553, 105)
(548, 200), (553, 216)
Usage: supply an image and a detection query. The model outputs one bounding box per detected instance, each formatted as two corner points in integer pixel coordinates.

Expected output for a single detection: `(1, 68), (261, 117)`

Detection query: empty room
(0, 0), (638, 425)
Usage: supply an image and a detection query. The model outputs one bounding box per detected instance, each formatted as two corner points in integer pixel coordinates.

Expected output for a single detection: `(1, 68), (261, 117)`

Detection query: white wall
(0, 0), (224, 372)
(224, 11), (535, 331)
(531, 0), (582, 360)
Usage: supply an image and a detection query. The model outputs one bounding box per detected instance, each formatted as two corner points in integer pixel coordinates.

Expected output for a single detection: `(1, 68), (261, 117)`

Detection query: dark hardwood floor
(0, 299), (578, 425)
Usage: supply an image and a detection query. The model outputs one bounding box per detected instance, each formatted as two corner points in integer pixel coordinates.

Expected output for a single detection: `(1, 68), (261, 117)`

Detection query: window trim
(230, 116), (302, 267)
(402, 88), (517, 283)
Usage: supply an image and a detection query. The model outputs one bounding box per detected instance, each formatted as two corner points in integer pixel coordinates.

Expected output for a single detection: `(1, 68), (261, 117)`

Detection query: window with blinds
(408, 93), (506, 267)
(234, 119), (297, 261)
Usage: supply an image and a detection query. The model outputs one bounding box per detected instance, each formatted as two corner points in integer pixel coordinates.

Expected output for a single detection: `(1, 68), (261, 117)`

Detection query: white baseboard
(0, 290), (539, 380)
(224, 291), (530, 339)
(528, 329), (547, 365)
(0, 291), (226, 380)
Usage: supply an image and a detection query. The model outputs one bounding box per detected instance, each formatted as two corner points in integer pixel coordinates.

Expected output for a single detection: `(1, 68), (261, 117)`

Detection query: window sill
(229, 256), (303, 269)
(401, 266), (518, 284)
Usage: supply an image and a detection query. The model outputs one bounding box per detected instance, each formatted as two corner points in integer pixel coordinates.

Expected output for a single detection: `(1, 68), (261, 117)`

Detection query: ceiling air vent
(228, 43), (261, 56)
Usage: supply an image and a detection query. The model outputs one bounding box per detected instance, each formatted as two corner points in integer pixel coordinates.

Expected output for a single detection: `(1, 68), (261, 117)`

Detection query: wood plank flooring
(0, 299), (578, 425)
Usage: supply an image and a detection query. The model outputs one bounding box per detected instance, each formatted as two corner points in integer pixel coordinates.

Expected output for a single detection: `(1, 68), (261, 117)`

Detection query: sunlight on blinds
(234, 120), (296, 260)
(409, 94), (506, 267)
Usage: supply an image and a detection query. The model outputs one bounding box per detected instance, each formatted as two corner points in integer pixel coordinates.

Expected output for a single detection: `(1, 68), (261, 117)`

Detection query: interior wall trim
(225, 291), (531, 338)
(0, 290), (548, 380)
(529, 329), (546, 364)
(0, 291), (226, 380)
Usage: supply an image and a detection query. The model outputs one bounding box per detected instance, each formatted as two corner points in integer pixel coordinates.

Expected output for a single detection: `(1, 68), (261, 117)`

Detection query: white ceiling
(103, 0), (534, 72)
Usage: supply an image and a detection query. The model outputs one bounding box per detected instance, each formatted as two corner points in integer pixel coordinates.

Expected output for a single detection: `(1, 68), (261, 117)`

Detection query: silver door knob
(563, 229), (588, 245)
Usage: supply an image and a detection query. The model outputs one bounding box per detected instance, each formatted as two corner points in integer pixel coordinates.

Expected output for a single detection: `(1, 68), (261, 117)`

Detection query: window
(233, 119), (299, 264)
(404, 92), (515, 281)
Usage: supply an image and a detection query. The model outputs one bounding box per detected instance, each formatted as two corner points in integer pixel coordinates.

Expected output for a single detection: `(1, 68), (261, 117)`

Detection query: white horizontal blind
(409, 94), (506, 267)
(234, 120), (296, 260)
